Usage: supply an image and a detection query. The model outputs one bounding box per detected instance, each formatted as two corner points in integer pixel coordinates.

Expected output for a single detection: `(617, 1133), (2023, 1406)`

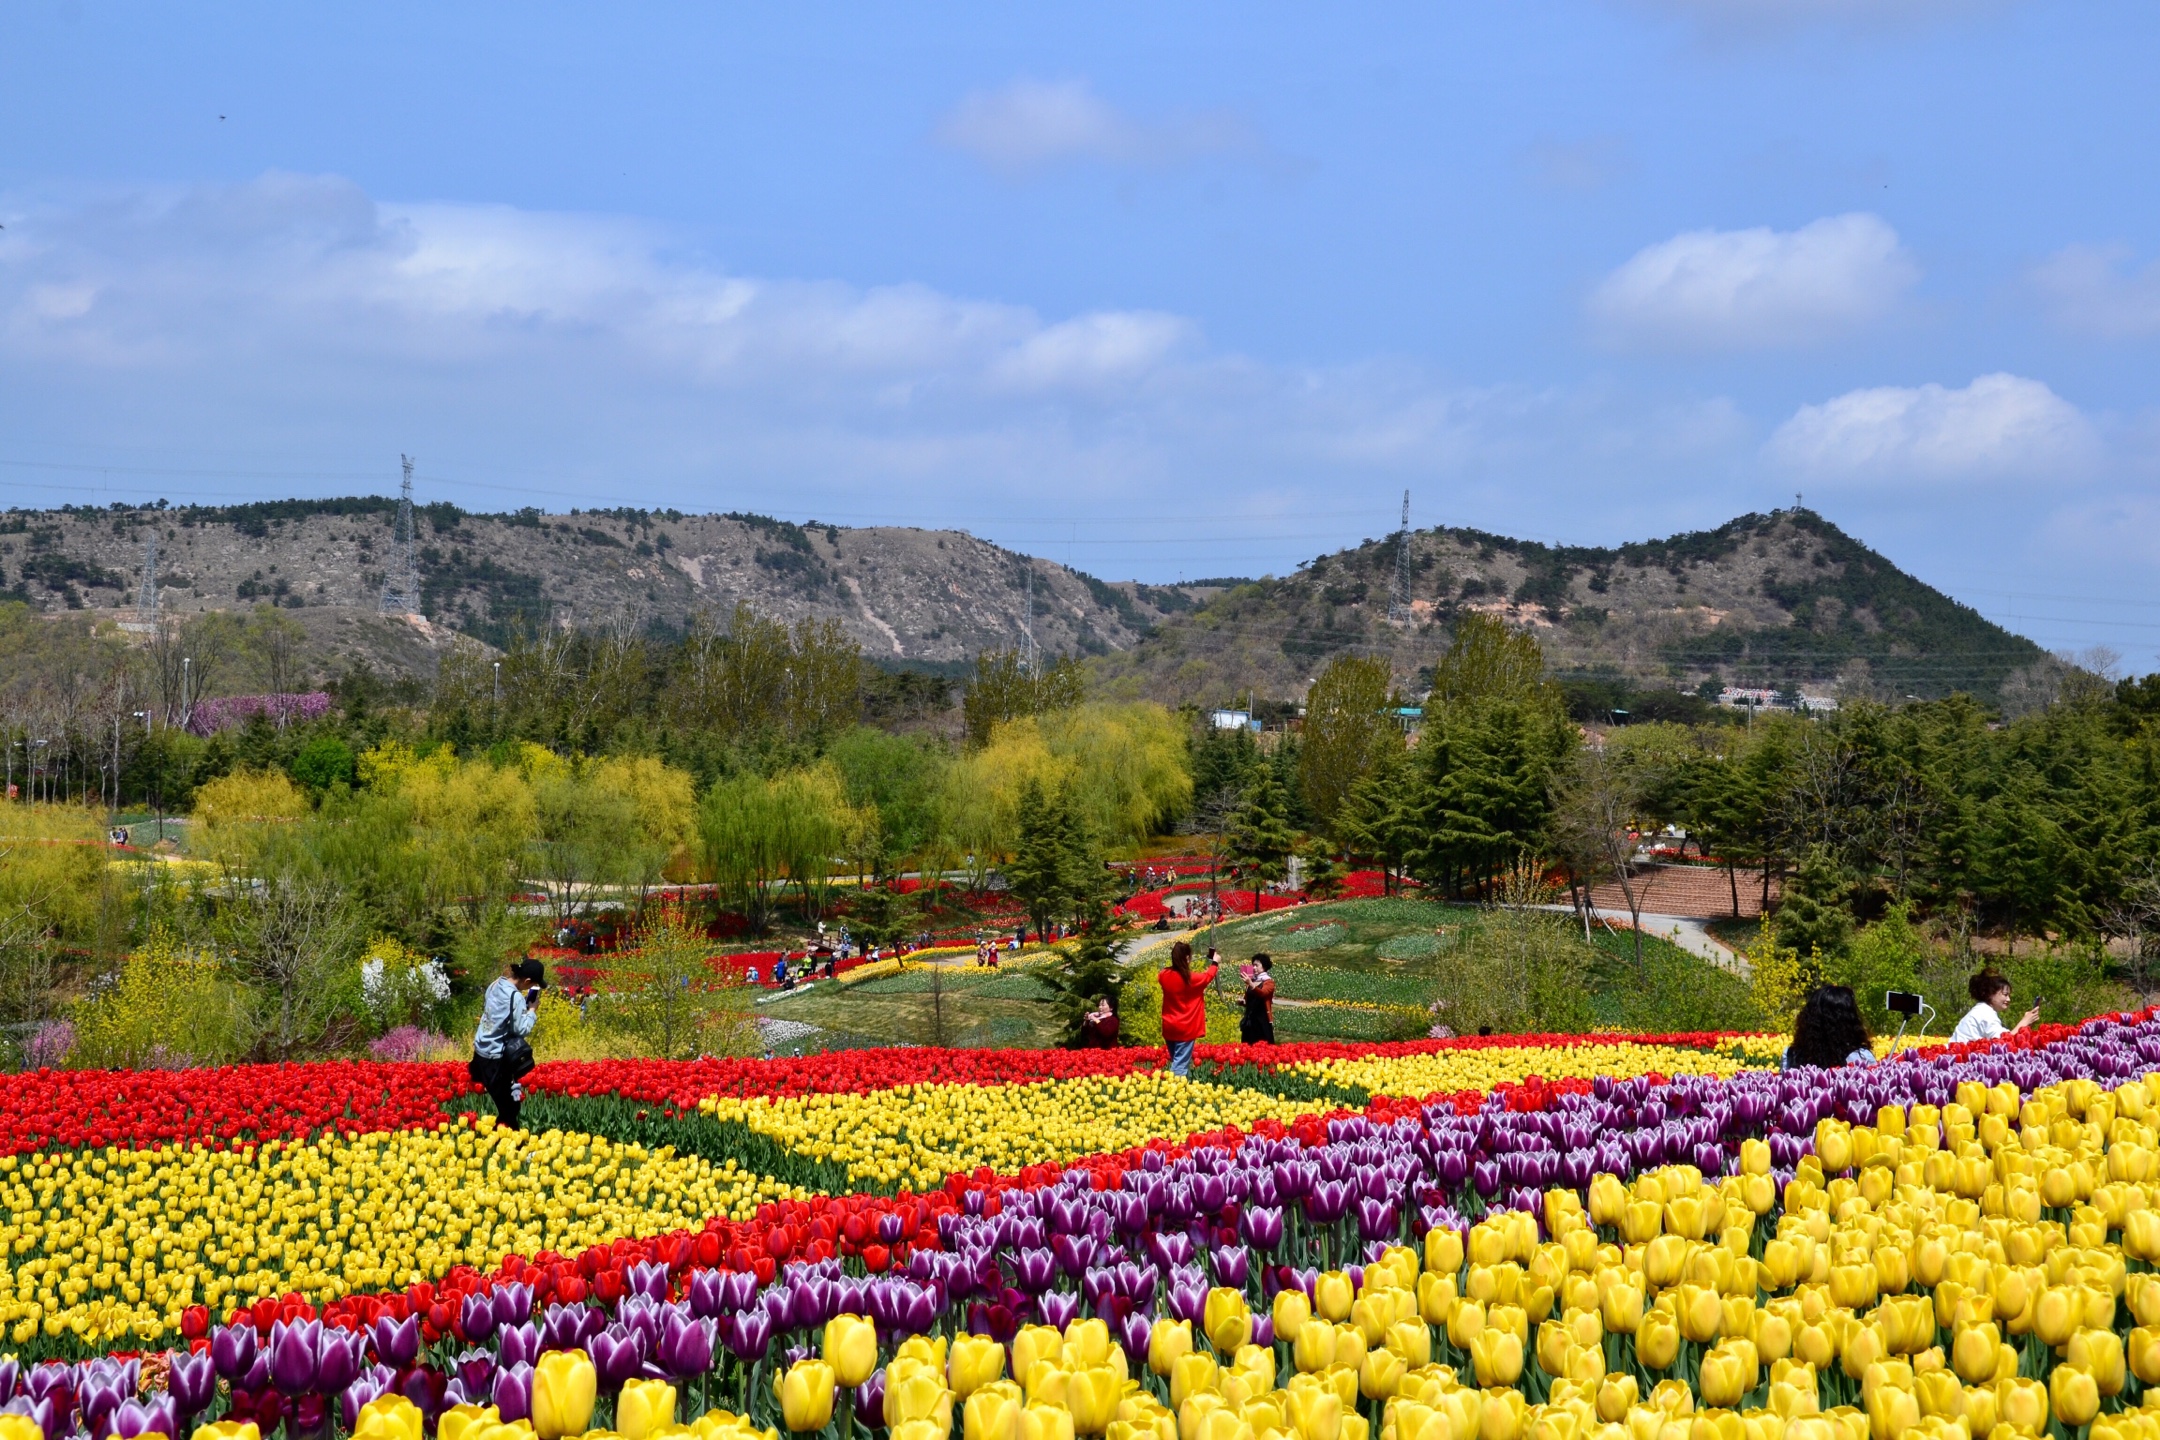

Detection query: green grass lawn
(753, 895), (1766, 1054)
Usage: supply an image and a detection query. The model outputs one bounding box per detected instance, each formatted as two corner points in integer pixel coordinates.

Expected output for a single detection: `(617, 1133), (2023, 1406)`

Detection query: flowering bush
(358, 938), (453, 1034)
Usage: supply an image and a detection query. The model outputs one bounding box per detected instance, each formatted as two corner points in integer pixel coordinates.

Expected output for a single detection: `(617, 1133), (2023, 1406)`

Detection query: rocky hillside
(0, 499), (1195, 681)
(1090, 509), (2045, 707)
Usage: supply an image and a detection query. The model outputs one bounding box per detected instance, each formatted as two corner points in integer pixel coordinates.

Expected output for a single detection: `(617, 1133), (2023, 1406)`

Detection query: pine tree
(1032, 895), (1133, 1047)
(1005, 777), (1072, 942)
(1774, 845), (1856, 959)
(1227, 762), (1297, 910)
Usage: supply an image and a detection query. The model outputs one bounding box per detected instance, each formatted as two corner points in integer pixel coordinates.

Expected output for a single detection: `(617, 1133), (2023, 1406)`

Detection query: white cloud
(1588, 212), (1917, 350)
(1765, 373), (2098, 482)
(935, 78), (1253, 176)
(0, 171), (1807, 578)
(2031, 243), (2160, 338)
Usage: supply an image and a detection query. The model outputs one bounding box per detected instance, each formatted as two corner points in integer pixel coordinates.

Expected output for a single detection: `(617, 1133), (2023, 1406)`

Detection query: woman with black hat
(470, 957), (544, 1129)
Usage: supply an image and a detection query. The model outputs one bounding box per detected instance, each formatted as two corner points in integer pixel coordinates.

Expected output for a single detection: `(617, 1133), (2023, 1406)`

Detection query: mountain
(0, 498), (1193, 681)
(1089, 508), (2047, 707)
(1, 500), (2043, 708)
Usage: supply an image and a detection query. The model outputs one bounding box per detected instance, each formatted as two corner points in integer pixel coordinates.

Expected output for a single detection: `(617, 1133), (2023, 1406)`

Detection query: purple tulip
(1471, 1161), (1501, 1197)
(317, 1326), (368, 1397)
(371, 1313), (422, 1371)
(110, 1397), (178, 1440)
(1209, 1244), (1250, 1289)
(402, 1365), (447, 1421)
(627, 1261), (672, 1303)
(493, 1363), (534, 1424)
(591, 1325), (649, 1392)
(460, 1292), (499, 1346)
(342, 1368), (394, 1431)
(726, 1308), (775, 1362)
(1011, 1248), (1057, 1294)
(2, 1398), (57, 1440)
(687, 1270), (728, 1320)
(720, 1270), (759, 1313)
(78, 1375), (130, 1440)
(658, 1311), (717, 1380)
(20, 1364), (66, 1408)
(497, 1321), (541, 1371)
(1304, 1179), (1352, 1224)
(491, 1282), (535, 1331)
(1052, 1231), (1098, 1279)
(455, 1348), (497, 1396)
(1355, 1197), (1399, 1243)
(267, 1319), (323, 1395)
(1037, 1290), (1082, 1330)
(1118, 1310), (1155, 1360)
(166, 1349), (218, 1420)
(538, 1303), (585, 1354)
(1239, 1206), (1284, 1252)
(212, 1323), (260, 1382)
(0, 1360), (15, 1408)
(853, 1372), (886, 1430)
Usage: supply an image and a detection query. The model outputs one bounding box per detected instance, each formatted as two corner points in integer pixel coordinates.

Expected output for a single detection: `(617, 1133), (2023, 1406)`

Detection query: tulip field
(6, 1016), (2160, 1440)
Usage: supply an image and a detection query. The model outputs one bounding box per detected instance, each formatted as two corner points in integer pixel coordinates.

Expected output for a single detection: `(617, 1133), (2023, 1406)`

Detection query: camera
(1885, 990), (1922, 1016)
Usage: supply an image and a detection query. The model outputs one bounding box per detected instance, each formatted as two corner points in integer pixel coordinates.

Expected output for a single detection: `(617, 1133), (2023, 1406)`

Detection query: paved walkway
(1544, 906), (1748, 977)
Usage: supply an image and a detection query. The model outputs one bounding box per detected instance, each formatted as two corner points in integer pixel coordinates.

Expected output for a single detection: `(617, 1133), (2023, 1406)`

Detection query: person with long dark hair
(1157, 939), (1217, 1077)
(1783, 984), (1875, 1070)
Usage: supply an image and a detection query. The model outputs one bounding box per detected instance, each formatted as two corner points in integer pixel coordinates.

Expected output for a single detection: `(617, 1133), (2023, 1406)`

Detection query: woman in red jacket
(1157, 939), (1217, 1077)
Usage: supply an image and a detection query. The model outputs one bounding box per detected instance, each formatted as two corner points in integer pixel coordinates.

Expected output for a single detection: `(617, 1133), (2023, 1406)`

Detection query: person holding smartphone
(470, 957), (544, 1129)
(1239, 954), (1276, 1045)
(1949, 970), (2040, 1044)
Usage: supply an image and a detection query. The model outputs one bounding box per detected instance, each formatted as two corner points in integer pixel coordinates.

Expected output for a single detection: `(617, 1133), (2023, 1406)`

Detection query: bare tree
(222, 874), (368, 1058)
(1547, 745), (1650, 972)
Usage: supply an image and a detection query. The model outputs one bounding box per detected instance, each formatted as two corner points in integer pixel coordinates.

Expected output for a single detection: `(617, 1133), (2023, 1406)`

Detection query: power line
(378, 457), (422, 616)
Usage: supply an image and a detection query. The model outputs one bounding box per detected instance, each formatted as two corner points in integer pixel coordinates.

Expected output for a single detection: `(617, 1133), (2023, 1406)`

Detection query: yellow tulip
(887, 1363), (954, 1429)
(967, 1385), (1027, 1440)
(1589, 1175), (1629, 1227)
(1315, 1272), (1355, 1324)
(954, 1335), (1010, 1398)
(1384, 1320), (1430, 1369)
(1951, 1323), (2001, 1387)
(615, 1381), (678, 1440)
(1293, 1320), (1338, 1374)
(1388, 1401), (1447, 1440)
(1152, 1319), (1195, 1377)
(1470, 1329), (1525, 1389)
(1601, 1283), (1643, 1337)
(1675, 1286), (1722, 1346)
(1025, 1359), (1070, 1409)
(1637, 1311), (1680, 1372)
(1449, 1298), (1487, 1350)
(1023, 1401), (1080, 1440)
(1537, 1319), (1573, 1377)
(192, 1425), (261, 1440)
(438, 1408), (501, 1440)
(533, 1350), (599, 1440)
(2069, 1330), (2127, 1397)
(895, 1423), (947, 1440)
(1358, 1345), (1406, 1400)
(1643, 1236), (1688, 1290)
(1066, 1366), (1123, 1435)
(1064, 1319), (1113, 1370)
(1284, 1388), (1342, 1440)
(1698, 1346), (1748, 1411)
(1018, 1326), (1067, 1382)
(1275, 1289), (1314, 1341)
(1862, 1380), (1917, 1440)
(1995, 1377), (2049, 1436)
(1596, 1376), (1640, 1424)
(824, 1314), (880, 1388)
(352, 1397), (425, 1440)
(1911, 1371), (1961, 1423)
(1427, 1227), (1466, 1276)
(1207, 1289), (1254, 1354)
(1479, 1389), (1527, 1440)
(1171, 1353), (1221, 1413)
(1330, 1324), (1367, 1375)
(2034, 1288), (2078, 1348)
(778, 1360), (837, 1435)
(2127, 1210), (2160, 1264)
(2050, 1365), (2101, 1428)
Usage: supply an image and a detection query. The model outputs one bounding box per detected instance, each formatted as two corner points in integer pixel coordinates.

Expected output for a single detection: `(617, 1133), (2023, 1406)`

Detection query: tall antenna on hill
(1387, 489), (1413, 625)
(380, 456), (423, 616)
(136, 531), (159, 622)
(1021, 562), (1038, 674)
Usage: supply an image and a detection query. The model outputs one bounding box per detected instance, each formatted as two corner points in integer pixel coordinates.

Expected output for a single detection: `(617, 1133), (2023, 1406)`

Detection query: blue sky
(4, 2), (2160, 660)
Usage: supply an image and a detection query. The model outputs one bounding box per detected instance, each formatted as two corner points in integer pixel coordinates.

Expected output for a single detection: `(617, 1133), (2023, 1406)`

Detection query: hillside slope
(1090, 509), (2044, 706)
(0, 499), (1189, 679)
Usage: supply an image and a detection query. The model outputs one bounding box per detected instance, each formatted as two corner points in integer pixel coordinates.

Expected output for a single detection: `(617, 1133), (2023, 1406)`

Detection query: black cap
(513, 958), (545, 984)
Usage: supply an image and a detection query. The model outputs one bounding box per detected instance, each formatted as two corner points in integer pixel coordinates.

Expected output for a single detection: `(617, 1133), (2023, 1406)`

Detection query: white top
(1949, 1001), (2006, 1045)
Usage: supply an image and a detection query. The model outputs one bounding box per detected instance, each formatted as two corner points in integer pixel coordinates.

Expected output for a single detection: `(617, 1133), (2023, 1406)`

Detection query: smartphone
(1885, 990), (1922, 1016)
